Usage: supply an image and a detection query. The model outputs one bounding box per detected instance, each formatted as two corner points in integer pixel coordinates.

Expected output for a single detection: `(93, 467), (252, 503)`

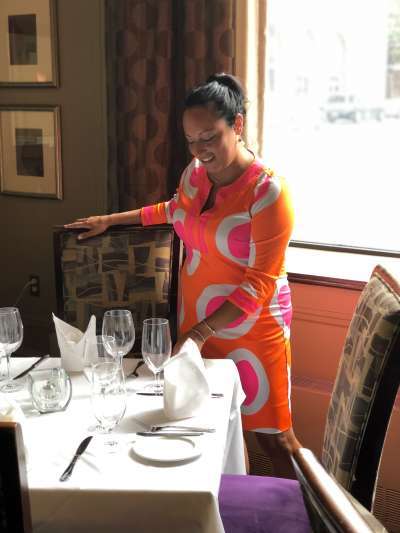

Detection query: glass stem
(155, 371), (162, 394)
(6, 352), (11, 381)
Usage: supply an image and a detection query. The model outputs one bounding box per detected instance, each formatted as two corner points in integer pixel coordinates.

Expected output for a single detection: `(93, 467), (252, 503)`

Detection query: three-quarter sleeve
(140, 194), (179, 226)
(226, 174), (294, 314)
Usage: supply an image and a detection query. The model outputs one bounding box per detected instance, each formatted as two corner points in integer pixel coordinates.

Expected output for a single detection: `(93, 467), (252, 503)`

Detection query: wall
(290, 281), (400, 531)
(0, 0), (108, 354)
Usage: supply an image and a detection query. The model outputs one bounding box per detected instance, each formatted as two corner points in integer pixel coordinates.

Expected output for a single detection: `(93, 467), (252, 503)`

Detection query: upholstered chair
(219, 265), (400, 532)
(292, 448), (387, 533)
(321, 265), (400, 510)
(53, 224), (181, 354)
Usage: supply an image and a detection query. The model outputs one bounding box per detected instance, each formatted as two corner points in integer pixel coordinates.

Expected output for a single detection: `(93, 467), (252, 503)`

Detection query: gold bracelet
(201, 319), (216, 336)
(190, 327), (206, 343)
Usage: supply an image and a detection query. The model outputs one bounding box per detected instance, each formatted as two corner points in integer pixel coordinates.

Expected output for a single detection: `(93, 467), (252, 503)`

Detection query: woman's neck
(208, 146), (255, 188)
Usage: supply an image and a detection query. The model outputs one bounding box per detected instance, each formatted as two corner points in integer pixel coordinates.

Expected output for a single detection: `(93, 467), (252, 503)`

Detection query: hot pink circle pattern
(215, 213), (251, 266)
(228, 348), (269, 416)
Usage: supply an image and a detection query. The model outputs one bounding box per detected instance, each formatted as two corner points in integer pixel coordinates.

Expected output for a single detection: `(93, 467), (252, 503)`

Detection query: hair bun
(206, 73), (243, 96)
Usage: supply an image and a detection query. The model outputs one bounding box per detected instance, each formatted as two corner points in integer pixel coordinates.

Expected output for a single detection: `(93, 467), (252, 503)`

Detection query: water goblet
(90, 361), (127, 449)
(141, 318), (172, 395)
(83, 335), (115, 383)
(0, 307), (24, 393)
(102, 310), (135, 365)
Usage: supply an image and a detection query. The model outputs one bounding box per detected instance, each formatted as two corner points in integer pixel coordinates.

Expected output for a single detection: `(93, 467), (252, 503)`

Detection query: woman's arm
(64, 209), (142, 240)
(172, 300), (243, 355)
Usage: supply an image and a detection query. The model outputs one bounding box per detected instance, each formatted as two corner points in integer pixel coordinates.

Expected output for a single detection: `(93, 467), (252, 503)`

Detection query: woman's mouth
(200, 155), (214, 164)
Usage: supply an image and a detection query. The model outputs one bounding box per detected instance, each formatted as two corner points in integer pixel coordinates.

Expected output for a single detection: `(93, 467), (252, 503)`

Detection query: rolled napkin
(163, 338), (210, 420)
(52, 313), (96, 372)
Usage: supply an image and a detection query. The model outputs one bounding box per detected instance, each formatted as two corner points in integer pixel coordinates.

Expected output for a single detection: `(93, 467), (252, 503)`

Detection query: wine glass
(0, 307), (24, 393)
(83, 335), (115, 383)
(141, 318), (172, 395)
(91, 361), (126, 449)
(102, 310), (135, 365)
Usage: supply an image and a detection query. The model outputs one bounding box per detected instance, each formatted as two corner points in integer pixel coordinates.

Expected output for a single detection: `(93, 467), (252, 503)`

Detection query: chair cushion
(219, 474), (311, 533)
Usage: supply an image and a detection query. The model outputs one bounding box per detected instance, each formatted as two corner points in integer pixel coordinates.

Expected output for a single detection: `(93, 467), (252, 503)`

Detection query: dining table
(4, 355), (246, 533)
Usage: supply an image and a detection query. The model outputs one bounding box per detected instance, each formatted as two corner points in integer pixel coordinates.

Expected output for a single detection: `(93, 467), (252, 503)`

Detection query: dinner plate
(132, 435), (202, 463)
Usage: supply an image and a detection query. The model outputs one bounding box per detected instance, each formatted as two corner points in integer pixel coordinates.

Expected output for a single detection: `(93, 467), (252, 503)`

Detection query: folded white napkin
(163, 338), (210, 420)
(0, 393), (25, 424)
(52, 313), (96, 372)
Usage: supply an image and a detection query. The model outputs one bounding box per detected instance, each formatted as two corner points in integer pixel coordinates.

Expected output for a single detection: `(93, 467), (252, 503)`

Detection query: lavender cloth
(218, 474), (312, 533)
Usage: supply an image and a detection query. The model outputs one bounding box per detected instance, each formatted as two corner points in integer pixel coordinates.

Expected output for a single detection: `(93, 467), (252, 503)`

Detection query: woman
(66, 73), (300, 475)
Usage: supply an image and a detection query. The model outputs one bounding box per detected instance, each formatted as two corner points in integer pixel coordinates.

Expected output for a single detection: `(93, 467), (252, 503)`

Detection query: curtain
(106, 0), (235, 211)
(234, 0), (267, 158)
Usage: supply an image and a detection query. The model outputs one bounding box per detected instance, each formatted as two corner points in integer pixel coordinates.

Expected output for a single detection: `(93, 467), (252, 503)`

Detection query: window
(264, 0), (400, 254)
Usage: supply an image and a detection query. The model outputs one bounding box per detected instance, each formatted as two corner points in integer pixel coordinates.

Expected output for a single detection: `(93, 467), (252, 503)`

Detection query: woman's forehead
(183, 106), (225, 135)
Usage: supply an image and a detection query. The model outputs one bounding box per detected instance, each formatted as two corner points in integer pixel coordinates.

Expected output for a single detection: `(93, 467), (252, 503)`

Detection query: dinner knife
(136, 431), (204, 437)
(136, 391), (224, 398)
(151, 425), (216, 433)
(59, 436), (93, 482)
(12, 354), (50, 381)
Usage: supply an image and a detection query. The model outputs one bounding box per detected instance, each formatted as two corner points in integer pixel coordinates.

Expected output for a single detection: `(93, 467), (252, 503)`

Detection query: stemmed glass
(0, 307), (24, 393)
(91, 361), (126, 449)
(102, 310), (135, 365)
(141, 318), (172, 395)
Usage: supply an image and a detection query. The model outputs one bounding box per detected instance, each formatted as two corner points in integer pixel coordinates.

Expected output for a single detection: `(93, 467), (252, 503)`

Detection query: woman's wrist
(189, 319), (217, 344)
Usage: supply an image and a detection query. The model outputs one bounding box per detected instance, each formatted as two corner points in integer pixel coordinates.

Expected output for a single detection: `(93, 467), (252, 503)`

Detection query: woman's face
(182, 105), (242, 177)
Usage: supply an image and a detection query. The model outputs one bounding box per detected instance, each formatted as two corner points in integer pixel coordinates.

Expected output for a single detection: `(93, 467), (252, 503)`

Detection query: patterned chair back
(53, 224), (181, 355)
(0, 422), (32, 533)
(322, 265), (400, 510)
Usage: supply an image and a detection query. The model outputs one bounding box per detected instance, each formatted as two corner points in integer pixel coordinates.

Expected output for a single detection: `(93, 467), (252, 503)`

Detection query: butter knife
(12, 354), (50, 381)
(59, 436), (93, 482)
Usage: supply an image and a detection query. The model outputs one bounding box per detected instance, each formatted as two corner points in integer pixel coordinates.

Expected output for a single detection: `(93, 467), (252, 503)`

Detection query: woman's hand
(172, 321), (215, 356)
(64, 215), (110, 240)
(172, 329), (205, 356)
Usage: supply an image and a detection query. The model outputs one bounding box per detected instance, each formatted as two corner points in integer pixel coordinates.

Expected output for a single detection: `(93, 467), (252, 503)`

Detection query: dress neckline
(199, 158), (264, 216)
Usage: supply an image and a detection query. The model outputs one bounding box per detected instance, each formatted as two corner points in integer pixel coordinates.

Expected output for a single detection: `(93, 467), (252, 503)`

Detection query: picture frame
(0, 0), (58, 87)
(0, 105), (63, 199)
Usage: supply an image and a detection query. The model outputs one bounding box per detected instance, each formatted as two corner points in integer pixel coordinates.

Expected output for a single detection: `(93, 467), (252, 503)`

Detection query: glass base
(0, 379), (25, 393)
(144, 381), (164, 395)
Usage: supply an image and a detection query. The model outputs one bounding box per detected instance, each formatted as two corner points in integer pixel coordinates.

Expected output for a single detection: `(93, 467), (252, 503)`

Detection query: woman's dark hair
(184, 73), (247, 126)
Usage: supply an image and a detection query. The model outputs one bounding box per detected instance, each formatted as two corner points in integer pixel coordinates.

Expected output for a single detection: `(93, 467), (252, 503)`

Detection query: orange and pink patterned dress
(141, 158), (294, 433)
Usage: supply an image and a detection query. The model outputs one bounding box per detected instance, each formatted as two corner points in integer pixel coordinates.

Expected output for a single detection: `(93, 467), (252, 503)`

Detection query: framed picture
(0, 106), (63, 199)
(0, 0), (58, 87)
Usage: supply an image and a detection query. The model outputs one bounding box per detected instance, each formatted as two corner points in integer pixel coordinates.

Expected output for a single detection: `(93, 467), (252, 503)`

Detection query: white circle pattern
(215, 213), (250, 266)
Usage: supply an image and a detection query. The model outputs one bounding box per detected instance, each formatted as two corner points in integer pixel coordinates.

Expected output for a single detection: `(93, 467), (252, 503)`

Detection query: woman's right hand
(64, 215), (110, 240)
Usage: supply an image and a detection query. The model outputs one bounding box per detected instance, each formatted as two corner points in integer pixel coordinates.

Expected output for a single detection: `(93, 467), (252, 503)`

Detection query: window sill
(286, 246), (400, 290)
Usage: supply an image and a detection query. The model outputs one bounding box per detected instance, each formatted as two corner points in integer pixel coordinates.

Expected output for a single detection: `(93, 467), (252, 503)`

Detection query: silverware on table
(150, 425), (215, 433)
(136, 391), (224, 398)
(12, 354), (50, 381)
(136, 431), (204, 437)
(59, 436), (93, 482)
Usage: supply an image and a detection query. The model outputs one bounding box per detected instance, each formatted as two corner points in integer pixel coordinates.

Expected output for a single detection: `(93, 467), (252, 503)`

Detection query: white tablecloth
(5, 357), (246, 533)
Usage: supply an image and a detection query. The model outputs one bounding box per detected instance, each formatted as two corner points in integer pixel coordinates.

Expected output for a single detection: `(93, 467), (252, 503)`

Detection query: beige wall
(0, 0), (108, 353)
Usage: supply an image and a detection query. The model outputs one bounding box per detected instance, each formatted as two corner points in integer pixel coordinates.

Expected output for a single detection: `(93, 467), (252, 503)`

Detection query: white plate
(132, 435), (202, 463)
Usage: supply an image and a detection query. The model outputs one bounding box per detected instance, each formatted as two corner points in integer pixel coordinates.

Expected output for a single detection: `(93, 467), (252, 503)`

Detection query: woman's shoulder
(247, 159), (291, 210)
